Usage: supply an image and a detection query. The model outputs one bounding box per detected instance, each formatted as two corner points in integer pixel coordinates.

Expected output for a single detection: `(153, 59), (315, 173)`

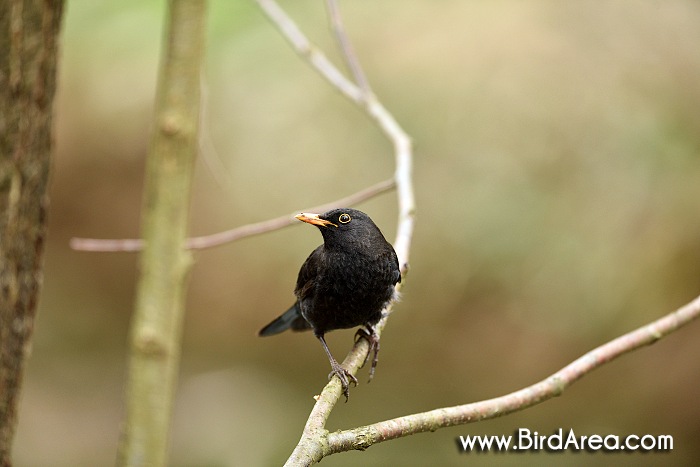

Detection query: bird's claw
(328, 363), (358, 402)
(354, 326), (380, 382)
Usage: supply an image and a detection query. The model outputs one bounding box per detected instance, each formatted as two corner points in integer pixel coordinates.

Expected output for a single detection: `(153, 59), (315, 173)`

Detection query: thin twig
(256, 0), (415, 270)
(186, 178), (395, 249)
(69, 237), (146, 253)
(325, 293), (700, 452)
(324, 0), (372, 97)
(255, 1), (415, 466)
(256, 0), (363, 104)
(70, 179), (395, 252)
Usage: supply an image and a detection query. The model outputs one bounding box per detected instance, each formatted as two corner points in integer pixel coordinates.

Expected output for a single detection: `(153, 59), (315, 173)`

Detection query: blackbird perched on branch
(259, 208), (401, 400)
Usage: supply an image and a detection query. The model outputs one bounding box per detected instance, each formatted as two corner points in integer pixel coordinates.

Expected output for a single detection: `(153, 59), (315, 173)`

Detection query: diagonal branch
(325, 293), (700, 453)
(69, 178), (395, 252)
(185, 178), (395, 249)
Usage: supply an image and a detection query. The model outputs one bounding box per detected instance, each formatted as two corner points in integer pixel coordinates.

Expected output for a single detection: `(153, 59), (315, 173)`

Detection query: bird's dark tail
(258, 302), (310, 336)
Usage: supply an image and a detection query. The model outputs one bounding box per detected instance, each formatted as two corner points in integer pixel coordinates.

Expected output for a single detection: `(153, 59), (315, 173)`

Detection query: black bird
(259, 208), (401, 400)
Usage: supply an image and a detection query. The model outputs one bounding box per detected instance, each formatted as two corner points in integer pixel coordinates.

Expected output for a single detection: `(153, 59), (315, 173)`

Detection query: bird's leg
(316, 333), (357, 402)
(355, 324), (380, 382)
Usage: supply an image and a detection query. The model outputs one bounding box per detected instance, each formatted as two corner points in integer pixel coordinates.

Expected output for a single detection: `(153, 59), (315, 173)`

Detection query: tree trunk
(0, 2), (64, 466)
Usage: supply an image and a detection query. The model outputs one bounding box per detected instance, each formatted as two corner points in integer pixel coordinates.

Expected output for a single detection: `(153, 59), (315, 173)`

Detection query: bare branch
(69, 237), (146, 253)
(256, 13), (699, 466)
(324, 0), (372, 97)
(69, 179), (395, 252)
(255, 0), (415, 269)
(368, 99), (414, 272)
(186, 178), (395, 249)
(324, 293), (700, 453)
(255, 0), (363, 103)
(254, 1), (416, 465)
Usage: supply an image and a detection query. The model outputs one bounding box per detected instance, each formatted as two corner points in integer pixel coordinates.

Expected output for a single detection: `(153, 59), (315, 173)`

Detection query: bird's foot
(328, 362), (358, 402)
(355, 326), (380, 382)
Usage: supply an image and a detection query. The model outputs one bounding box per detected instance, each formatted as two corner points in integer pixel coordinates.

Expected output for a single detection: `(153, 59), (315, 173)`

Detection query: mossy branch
(116, 1), (207, 466)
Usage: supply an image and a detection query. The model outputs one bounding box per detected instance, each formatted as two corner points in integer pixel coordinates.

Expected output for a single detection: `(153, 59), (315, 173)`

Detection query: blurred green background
(14, 0), (700, 465)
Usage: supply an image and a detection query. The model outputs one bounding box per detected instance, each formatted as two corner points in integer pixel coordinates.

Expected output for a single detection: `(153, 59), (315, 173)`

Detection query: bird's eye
(338, 213), (352, 224)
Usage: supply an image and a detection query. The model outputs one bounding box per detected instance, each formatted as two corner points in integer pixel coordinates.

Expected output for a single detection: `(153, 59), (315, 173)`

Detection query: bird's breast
(302, 248), (396, 332)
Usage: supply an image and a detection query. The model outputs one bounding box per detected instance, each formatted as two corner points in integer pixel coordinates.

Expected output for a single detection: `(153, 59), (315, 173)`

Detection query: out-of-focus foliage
(15, 1), (700, 466)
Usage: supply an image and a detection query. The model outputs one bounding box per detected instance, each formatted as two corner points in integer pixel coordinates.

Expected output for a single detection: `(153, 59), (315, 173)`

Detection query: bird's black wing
(294, 245), (323, 304)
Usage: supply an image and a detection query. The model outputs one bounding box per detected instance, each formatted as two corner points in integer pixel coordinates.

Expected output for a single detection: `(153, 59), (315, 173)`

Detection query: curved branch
(256, 0), (415, 270)
(323, 293), (700, 454)
(255, 1), (416, 466)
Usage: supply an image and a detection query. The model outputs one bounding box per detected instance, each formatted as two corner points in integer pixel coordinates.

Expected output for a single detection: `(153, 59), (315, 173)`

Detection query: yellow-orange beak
(295, 212), (337, 228)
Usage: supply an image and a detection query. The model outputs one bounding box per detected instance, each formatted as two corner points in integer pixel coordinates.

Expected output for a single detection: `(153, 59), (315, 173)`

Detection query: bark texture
(0, 1), (64, 466)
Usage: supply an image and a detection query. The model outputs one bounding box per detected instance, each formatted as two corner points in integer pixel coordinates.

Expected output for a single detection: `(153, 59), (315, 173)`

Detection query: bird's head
(295, 208), (386, 249)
